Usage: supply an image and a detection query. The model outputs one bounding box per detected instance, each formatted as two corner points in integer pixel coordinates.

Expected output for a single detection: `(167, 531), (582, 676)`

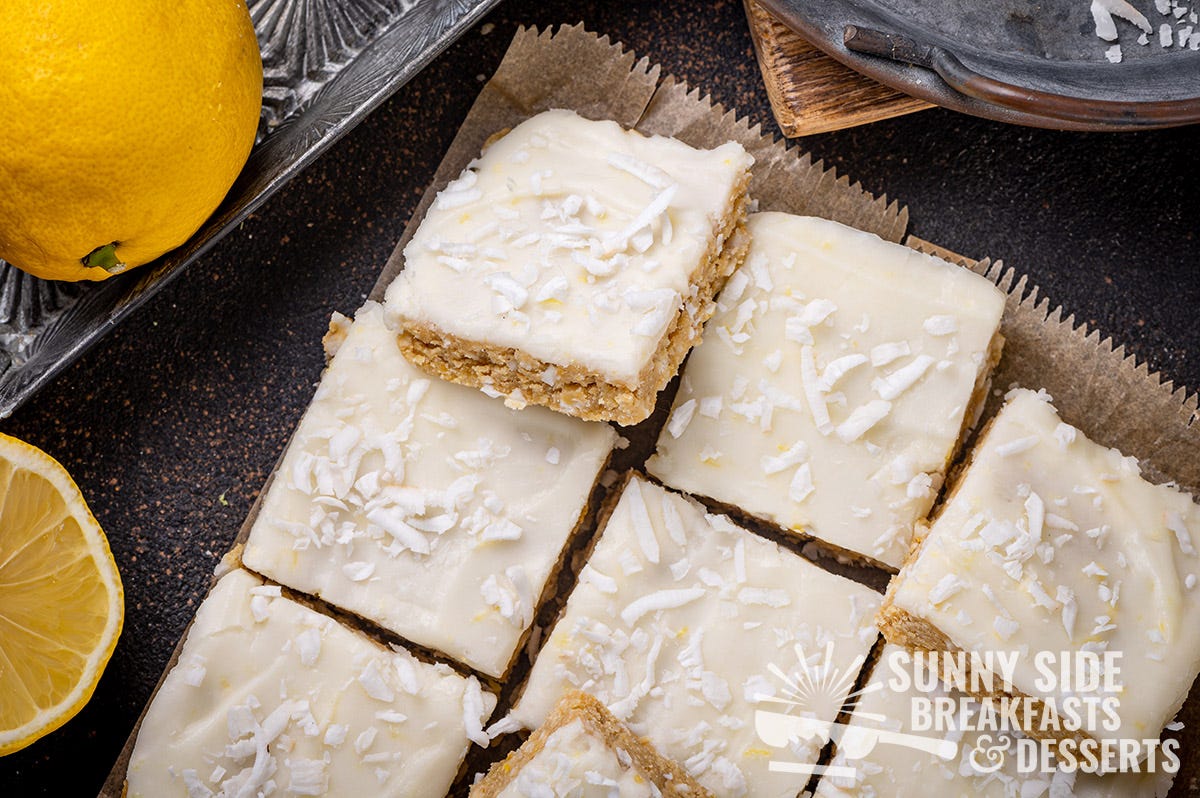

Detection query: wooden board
(745, 0), (932, 137)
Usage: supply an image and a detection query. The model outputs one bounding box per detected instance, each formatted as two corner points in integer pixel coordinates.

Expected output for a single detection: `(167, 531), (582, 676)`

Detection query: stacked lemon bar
(386, 109), (755, 425)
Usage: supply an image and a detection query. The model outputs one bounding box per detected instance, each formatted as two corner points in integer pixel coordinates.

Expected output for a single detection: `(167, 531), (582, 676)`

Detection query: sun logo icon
(753, 641), (957, 777)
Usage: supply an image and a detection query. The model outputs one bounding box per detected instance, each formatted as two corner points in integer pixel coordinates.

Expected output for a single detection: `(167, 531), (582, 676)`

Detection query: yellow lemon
(0, 432), (123, 754)
(0, 1), (263, 281)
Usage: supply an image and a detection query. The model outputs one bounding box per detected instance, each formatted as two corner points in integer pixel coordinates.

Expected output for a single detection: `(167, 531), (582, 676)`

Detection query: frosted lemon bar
(472, 691), (711, 798)
(384, 109), (754, 425)
(814, 645), (1175, 798)
(880, 389), (1200, 746)
(647, 212), (1006, 568)
(242, 302), (616, 678)
(126, 569), (495, 798)
(510, 474), (881, 798)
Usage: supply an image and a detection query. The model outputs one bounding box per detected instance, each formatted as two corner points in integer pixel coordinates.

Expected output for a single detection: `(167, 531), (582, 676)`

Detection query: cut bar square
(126, 569), (495, 798)
(647, 212), (1006, 568)
(242, 302), (616, 679)
(879, 389), (1200, 747)
(471, 691), (712, 798)
(384, 109), (754, 425)
(510, 474), (881, 798)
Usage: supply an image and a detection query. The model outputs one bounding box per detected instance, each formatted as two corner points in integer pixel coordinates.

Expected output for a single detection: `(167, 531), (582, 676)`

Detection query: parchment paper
(102, 23), (1200, 797)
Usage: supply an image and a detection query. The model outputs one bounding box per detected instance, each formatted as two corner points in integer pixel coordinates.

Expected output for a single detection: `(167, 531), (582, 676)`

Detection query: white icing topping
(513, 476), (880, 798)
(891, 389), (1200, 744)
(493, 719), (658, 798)
(126, 570), (495, 798)
(386, 109), (753, 385)
(242, 304), (615, 677)
(648, 213), (1005, 568)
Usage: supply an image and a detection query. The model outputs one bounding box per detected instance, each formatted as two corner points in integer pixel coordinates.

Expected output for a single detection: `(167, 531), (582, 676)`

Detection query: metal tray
(759, 0), (1200, 130)
(0, 0), (501, 418)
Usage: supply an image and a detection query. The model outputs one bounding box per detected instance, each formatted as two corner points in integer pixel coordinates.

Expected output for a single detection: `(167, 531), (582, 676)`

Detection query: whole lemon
(0, 1), (263, 282)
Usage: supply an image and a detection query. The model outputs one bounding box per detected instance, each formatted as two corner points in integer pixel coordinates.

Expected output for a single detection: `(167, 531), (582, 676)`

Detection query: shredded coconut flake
(800, 346), (833, 434)
(870, 341), (911, 367)
(994, 435), (1040, 457)
(358, 660), (395, 702)
(993, 616), (1020, 641)
(667, 399), (698, 439)
(1093, 0), (1153, 40)
(736, 587), (791, 607)
(789, 463), (815, 503)
(662, 498), (688, 546)
(323, 724), (348, 747)
(480, 517), (523, 543)
(1057, 586), (1078, 639)
(393, 655), (420, 695)
(581, 564), (619, 594)
(819, 354), (868, 391)
(342, 561), (375, 582)
(486, 715), (522, 740)
(625, 478), (661, 564)
(606, 152), (673, 189)
(923, 315), (958, 336)
(534, 275), (569, 303)
(929, 574), (967, 606)
(178, 655), (207, 687)
(872, 355), (935, 400)
(366, 508), (431, 555)
(287, 758), (328, 796)
(835, 400), (892, 443)
(249, 595), (271, 623)
(295, 628), (322, 666)
(1167, 511), (1196, 556)
(462, 678), (489, 747)
(761, 440), (809, 475)
(797, 298), (837, 327)
(625, 288), (680, 339)
(620, 587), (706, 626)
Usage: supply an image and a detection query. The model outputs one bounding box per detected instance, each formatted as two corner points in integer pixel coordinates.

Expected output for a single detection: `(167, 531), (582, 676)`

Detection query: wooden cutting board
(744, 0), (932, 137)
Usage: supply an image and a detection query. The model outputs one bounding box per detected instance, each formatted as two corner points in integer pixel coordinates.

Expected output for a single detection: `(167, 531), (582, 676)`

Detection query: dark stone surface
(1, 1), (1197, 795)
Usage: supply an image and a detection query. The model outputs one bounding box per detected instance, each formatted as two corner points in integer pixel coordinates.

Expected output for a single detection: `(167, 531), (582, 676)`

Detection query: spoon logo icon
(753, 641), (958, 777)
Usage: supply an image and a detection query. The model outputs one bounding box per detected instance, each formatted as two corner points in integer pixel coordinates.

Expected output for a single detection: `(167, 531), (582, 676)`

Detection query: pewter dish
(760, 0), (1200, 130)
(0, 0), (501, 417)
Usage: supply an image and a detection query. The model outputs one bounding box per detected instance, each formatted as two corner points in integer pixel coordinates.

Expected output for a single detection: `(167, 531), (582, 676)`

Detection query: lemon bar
(242, 302), (616, 678)
(647, 212), (1006, 568)
(384, 109), (754, 425)
(879, 389), (1200, 746)
(510, 474), (881, 798)
(814, 645), (1175, 798)
(471, 691), (711, 798)
(126, 569), (495, 798)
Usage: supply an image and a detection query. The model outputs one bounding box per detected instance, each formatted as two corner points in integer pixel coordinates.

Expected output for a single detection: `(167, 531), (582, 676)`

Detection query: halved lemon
(0, 432), (123, 755)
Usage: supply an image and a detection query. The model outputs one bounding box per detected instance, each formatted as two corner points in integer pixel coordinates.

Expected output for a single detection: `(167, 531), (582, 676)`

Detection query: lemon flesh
(0, 434), (123, 754)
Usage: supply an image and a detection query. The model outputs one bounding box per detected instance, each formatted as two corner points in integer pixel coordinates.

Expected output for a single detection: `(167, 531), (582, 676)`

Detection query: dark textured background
(3, 1), (1199, 795)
